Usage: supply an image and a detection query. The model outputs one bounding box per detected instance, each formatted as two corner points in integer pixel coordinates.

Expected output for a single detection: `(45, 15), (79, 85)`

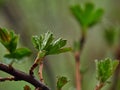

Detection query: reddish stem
(75, 51), (81, 90)
(38, 62), (44, 83)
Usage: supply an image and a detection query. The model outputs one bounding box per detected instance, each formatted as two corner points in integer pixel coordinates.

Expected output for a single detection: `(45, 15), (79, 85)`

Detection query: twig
(29, 52), (44, 77)
(75, 29), (86, 90)
(0, 76), (15, 81)
(0, 62), (50, 90)
(75, 51), (81, 90)
(94, 83), (104, 90)
(29, 56), (40, 76)
(38, 61), (44, 82)
(30, 52), (45, 83)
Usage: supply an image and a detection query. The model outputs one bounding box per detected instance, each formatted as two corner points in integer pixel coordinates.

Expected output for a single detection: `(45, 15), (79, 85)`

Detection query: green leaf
(83, 2), (94, 27)
(56, 47), (72, 54)
(104, 27), (118, 46)
(95, 58), (119, 83)
(0, 28), (10, 42)
(32, 31), (54, 51)
(8, 32), (19, 53)
(57, 76), (69, 90)
(46, 38), (67, 55)
(42, 31), (54, 50)
(70, 5), (83, 26)
(0, 28), (19, 53)
(32, 36), (41, 50)
(89, 9), (104, 27)
(32, 31), (71, 56)
(70, 2), (104, 29)
(4, 48), (31, 60)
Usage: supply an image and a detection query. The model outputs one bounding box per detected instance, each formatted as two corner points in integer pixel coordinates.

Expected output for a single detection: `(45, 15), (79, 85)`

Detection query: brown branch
(29, 52), (44, 77)
(0, 62), (50, 90)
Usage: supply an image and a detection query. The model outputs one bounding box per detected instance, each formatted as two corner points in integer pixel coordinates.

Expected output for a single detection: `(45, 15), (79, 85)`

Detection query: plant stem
(94, 83), (104, 90)
(80, 28), (86, 50)
(38, 61), (44, 82)
(75, 27), (86, 90)
(29, 52), (44, 77)
(75, 51), (81, 90)
(0, 62), (50, 90)
(30, 52), (45, 83)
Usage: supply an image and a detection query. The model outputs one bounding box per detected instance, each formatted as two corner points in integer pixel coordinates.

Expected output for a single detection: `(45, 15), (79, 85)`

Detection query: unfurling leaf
(95, 58), (119, 83)
(0, 28), (10, 42)
(0, 28), (19, 53)
(32, 31), (71, 57)
(57, 76), (69, 90)
(0, 27), (32, 63)
(32, 31), (54, 51)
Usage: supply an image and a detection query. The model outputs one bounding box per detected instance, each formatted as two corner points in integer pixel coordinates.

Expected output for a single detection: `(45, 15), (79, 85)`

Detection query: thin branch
(75, 51), (81, 90)
(75, 29), (86, 90)
(29, 53), (44, 77)
(0, 76), (15, 81)
(30, 52), (45, 83)
(0, 62), (50, 90)
(38, 62), (44, 82)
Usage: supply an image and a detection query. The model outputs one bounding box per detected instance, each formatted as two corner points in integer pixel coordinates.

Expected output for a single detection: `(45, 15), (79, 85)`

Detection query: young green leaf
(0, 27), (32, 64)
(32, 31), (71, 57)
(70, 5), (83, 26)
(4, 48), (31, 60)
(46, 38), (67, 55)
(104, 27), (118, 46)
(89, 9), (104, 27)
(95, 58), (119, 83)
(0, 28), (10, 42)
(70, 2), (104, 29)
(0, 28), (19, 53)
(57, 76), (69, 90)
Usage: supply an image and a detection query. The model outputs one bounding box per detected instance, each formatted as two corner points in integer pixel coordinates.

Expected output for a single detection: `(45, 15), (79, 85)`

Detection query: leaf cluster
(104, 27), (118, 46)
(57, 76), (69, 90)
(0, 28), (31, 60)
(95, 58), (119, 83)
(70, 2), (104, 29)
(32, 31), (71, 57)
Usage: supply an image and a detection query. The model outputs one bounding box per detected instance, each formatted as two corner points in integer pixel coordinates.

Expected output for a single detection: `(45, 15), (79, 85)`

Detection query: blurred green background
(0, 0), (120, 90)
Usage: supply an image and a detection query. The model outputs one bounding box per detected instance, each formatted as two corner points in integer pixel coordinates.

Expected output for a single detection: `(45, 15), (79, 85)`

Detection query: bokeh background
(0, 0), (120, 90)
